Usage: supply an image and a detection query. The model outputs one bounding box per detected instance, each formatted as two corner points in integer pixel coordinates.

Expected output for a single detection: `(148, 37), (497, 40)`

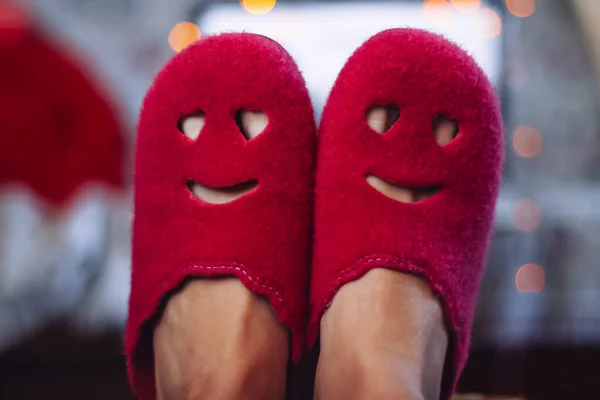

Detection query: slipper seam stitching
(179, 262), (284, 303)
(322, 255), (430, 311)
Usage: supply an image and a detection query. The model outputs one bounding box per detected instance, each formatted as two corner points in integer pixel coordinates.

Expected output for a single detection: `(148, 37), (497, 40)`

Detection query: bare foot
(154, 278), (288, 400)
(315, 269), (448, 400)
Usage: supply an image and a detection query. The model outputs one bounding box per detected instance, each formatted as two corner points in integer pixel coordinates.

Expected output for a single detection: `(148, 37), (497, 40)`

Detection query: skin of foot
(153, 278), (289, 400)
(315, 269), (448, 400)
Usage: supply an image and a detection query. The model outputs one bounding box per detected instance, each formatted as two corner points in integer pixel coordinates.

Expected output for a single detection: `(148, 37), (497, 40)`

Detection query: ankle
(321, 270), (447, 348)
(317, 269), (448, 400)
(154, 279), (288, 400)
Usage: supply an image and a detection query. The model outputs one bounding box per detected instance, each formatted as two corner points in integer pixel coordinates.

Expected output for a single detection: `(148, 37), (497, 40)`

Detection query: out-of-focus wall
(574, 0), (600, 95)
(477, 0), (600, 347)
(20, 0), (202, 124)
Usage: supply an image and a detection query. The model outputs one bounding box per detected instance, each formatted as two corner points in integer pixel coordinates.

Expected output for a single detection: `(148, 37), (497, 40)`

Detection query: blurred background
(0, 0), (599, 399)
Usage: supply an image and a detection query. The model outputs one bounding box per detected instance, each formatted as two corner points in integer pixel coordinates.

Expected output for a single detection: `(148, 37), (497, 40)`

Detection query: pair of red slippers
(125, 28), (503, 399)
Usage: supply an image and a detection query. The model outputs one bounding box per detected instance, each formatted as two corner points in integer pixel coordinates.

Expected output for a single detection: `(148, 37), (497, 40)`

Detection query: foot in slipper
(309, 28), (504, 399)
(125, 33), (316, 399)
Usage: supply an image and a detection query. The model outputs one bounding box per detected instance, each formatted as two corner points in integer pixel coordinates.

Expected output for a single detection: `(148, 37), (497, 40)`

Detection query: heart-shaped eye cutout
(177, 111), (206, 140)
(432, 114), (459, 146)
(235, 109), (268, 140)
(366, 104), (401, 134)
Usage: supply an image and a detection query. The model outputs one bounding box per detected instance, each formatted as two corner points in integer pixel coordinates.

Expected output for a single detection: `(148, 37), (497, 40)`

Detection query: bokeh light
(476, 8), (502, 38)
(241, 0), (277, 15)
(506, 0), (535, 18)
(513, 125), (543, 158)
(450, 0), (481, 13)
(168, 22), (201, 53)
(423, 0), (454, 28)
(516, 264), (546, 293)
(513, 198), (542, 232)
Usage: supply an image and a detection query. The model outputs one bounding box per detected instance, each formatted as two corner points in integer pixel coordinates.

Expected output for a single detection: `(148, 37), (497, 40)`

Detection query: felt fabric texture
(308, 28), (504, 398)
(0, 24), (124, 204)
(126, 33), (316, 399)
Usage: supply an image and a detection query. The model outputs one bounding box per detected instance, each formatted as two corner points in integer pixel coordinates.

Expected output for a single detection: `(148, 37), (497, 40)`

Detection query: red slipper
(308, 28), (503, 398)
(125, 33), (316, 399)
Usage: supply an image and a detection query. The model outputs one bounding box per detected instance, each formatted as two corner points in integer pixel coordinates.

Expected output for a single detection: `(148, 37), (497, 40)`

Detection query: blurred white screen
(198, 1), (503, 111)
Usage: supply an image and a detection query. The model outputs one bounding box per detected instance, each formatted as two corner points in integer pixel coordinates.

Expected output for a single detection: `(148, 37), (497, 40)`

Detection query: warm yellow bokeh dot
(450, 0), (481, 13)
(168, 22), (201, 53)
(241, 0), (276, 15)
(513, 198), (542, 232)
(476, 8), (502, 38)
(423, 0), (454, 28)
(516, 264), (546, 293)
(506, 0), (535, 18)
(513, 125), (542, 158)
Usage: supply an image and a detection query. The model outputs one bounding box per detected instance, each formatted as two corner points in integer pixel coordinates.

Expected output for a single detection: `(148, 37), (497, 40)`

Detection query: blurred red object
(0, 0), (28, 42)
(0, 1), (125, 205)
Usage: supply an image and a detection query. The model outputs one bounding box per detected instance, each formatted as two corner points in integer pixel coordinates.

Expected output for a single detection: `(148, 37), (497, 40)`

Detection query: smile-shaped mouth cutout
(187, 179), (259, 204)
(365, 174), (439, 203)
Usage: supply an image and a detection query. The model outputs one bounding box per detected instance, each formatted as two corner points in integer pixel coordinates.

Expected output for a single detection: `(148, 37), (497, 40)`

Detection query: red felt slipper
(125, 33), (316, 399)
(308, 28), (503, 398)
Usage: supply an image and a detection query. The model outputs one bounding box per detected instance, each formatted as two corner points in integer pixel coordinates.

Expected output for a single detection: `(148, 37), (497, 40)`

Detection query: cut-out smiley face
(177, 109), (266, 204)
(363, 105), (460, 203)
